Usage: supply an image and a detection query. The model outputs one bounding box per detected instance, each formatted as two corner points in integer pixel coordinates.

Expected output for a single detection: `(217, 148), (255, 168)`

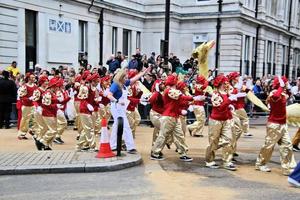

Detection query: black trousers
(0, 102), (12, 128)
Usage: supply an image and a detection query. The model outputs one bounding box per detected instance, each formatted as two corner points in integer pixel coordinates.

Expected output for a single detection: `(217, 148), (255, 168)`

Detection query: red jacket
(210, 92), (232, 121)
(33, 87), (46, 107)
(162, 88), (193, 118)
(74, 82), (81, 102)
(231, 88), (246, 110)
(79, 86), (97, 115)
(127, 85), (143, 112)
(149, 91), (164, 114)
(19, 83), (37, 106)
(194, 87), (206, 106)
(41, 90), (59, 117)
(268, 87), (287, 124)
(57, 90), (71, 111)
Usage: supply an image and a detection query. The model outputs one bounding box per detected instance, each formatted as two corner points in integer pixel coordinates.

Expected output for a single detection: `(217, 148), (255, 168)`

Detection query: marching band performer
(149, 80), (166, 146)
(205, 75), (237, 171)
(187, 75), (208, 137)
(107, 67), (151, 154)
(17, 72), (37, 140)
(227, 72), (250, 157)
(98, 75), (112, 123)
(126, 70), (143, 138)
(38, 77), (63, 150)
(73, 74), (83, 139)
(255, 76), (296, 175)
(31, 76), (48, 149)
(55, 78), (71, 144)
(151, 75), (195, 161)
(76, 73), (100, 151)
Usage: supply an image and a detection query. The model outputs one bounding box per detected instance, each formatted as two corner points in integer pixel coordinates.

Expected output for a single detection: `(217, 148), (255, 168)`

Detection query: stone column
(17, 8), (26, 74)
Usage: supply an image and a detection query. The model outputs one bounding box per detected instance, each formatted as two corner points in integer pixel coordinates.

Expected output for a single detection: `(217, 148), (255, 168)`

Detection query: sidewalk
(0, 150), (142, 175)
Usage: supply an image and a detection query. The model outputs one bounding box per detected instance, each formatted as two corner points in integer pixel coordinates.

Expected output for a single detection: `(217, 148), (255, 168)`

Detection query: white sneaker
(205, 161), (220, 169)
(224, 162), (237, 171)
(244, 133), (253, 137)
(255, 165), (271, 172)
(283, 168), (294, 176)
(288, 177), (300, 187)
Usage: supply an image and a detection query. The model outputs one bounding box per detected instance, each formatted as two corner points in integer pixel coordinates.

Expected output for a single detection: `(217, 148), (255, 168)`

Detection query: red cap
(177, 81), (187, 91)
(273, 76), (288, 89)
(227, 72), (240, 81)
(128, 70), (138, 79)
(213, 75), (228, 87)
(81, 70), (91, 80)
(56, 78), (64, 87)
(38, 76), (49, 86)
(48, 77), (59, 88)
(87, 73), (100, 82)
(165, 75), (178, 86)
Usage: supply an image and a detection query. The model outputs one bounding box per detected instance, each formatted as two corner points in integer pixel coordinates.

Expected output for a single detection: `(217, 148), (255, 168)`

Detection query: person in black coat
(0, 70), (17, 129)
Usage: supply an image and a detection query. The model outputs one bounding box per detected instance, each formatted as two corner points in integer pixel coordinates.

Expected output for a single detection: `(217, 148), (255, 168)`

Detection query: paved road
(0, 125), (299, 199)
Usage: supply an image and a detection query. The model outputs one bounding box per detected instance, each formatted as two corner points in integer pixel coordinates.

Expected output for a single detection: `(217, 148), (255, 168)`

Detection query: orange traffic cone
(96, 118), (116, 158)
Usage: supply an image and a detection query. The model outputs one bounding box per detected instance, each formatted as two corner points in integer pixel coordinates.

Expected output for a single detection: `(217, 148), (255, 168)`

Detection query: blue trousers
(290, 161), (300, 181)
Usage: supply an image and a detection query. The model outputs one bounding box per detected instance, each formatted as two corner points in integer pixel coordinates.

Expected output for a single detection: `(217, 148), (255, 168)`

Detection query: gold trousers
(231, 112), (243, 153)
(152, 116), (188, 156)
(74, 101), (82, 134)
(256, 122), (296, 170)
(99, 105), (111, 122)
(180, 115), (187, 136)
(33, 111), (47, 141)
(205, 119), (233, 165)
(92, 111), (101, 135)
(187, 106), (205, 136)
(150, 110), (173, 146)
(292, 128), (300, 146)
(18, 106), (33, 136)
(77, 114), (96, 149)
(40, 116), (57, 147)
(57, 112), (67, 138)
(235, 109), (249, 134)
(126, 108), (141, 138)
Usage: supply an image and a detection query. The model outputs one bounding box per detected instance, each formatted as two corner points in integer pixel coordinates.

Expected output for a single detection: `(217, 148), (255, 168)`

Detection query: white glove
(193, 95), (206, 101)
(228, 105), (235, 112)
(36, 106), (42, 115)
(181, 110), (188, 115)
(246, 80), (253, 89)
(57, 104), (64, 109)
(188, 105), (194, 112)
(103, 88), (110, 97)
(278, 75), (285, 87)
(235, 92), (247, 98)
(99, 103), (105, 108)
(69, 89), (77, 98)
(155, 83), (160, 92)
(29, 96), (34, 101)
(87, 104), (94, 112)
(57, 109), (64, 117)
(229, 94), (237, 101)
(236, 77), (243, 90)
(57, 96), (64, 102)
(98, 96), (102, 101)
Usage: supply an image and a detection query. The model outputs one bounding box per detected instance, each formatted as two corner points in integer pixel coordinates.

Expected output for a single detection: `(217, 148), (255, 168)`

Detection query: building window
(272, 43), (276, 75)
(112, 27), (117, 55)
(297, 0), (300, 28)
(284, 0), (290, 23)
(266, 0), (278, 17)
(282, 45), (286, 75)
(123, 29), (132, 57)
(267, 41), (272, 74)
(244, 0), (252, 9)
(78, 21), (87, 54)
(136, 31), (141, 49)
(243, 36), (250, 75)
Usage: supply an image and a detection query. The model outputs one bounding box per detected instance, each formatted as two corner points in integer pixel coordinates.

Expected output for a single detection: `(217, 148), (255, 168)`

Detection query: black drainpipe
(88, 0), (104, 66)
(253, 0), (260, 79)
(215, 0), (222, 76)
(287, 0), (293, 78)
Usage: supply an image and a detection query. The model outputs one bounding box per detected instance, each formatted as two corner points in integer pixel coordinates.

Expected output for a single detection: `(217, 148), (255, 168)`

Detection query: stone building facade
(0, 0), (300, 79)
